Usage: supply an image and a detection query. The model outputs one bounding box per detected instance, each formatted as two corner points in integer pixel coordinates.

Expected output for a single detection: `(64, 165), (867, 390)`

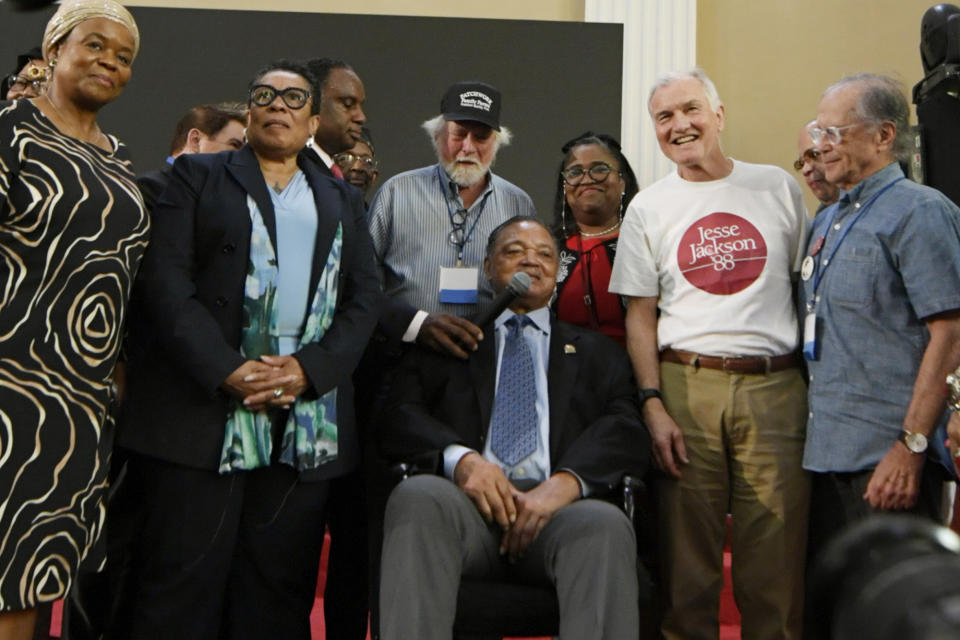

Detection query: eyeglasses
(334, 152), (378, 173)
(4, 74), (46, 94)
(793, 148), (822, 171)
(807, 123), (867, 146)
(561, 162), (618, 185)
(448, 210), (467, 247)
(249, 84), (311, 110)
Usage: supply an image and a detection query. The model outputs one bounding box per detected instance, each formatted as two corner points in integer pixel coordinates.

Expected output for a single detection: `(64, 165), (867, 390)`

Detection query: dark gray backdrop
(1, 4), (622, 217)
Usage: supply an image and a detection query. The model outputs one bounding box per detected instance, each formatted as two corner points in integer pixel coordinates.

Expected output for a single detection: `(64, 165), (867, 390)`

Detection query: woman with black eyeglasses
(116, 59), (379, 638)
(551, 131), (640, 345)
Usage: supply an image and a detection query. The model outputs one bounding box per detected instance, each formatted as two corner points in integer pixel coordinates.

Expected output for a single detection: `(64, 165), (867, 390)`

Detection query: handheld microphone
(470, 271), (531, 328)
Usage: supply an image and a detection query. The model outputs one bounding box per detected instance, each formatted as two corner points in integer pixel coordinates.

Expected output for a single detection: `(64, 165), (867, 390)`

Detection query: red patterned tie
(330, 163), (344, 180)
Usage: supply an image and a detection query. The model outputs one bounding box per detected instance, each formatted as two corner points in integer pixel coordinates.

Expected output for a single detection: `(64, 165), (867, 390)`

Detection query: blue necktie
(490, 315), (538, 466)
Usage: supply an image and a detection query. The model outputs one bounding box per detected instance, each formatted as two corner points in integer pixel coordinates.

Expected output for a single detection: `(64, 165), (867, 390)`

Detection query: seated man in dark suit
(378, 216), (651, 640)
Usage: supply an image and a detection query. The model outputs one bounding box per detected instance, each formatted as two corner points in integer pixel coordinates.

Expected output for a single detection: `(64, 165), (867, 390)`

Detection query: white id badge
(438, 266), (479, 304)
(802, 312), (818, 361)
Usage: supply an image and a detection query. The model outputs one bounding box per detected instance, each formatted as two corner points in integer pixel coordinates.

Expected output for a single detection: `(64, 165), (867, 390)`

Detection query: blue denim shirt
(799, 163), (960, 473)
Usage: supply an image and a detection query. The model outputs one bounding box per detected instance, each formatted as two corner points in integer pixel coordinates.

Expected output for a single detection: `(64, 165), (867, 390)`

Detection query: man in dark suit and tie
(378, 216), (650, 639)
(305, 58), (367, 178)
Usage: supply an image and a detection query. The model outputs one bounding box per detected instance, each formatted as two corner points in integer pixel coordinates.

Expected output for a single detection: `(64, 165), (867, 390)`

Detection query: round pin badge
(800, 255), (815, 281)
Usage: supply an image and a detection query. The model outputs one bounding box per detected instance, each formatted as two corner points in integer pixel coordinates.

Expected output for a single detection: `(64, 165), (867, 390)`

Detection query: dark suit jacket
(118, 145), (380, 481)
(380, 317), (650, 496)
(136, 163), (173, 213)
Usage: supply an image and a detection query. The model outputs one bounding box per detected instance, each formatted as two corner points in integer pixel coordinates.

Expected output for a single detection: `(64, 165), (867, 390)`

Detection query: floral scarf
(219, 194), (342, 473)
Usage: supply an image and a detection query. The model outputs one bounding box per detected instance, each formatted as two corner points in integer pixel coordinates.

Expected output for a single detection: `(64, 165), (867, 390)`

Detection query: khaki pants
(657, 362), (810, 640)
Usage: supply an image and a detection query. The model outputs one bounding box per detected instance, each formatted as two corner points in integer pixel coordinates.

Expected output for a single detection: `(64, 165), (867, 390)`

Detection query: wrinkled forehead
(649, 77), (709, 113)
(255, 69), (310, 91)
(496, 220), (555, 252)
(447, 119), (493, 137)
(350, 141), (374, 157)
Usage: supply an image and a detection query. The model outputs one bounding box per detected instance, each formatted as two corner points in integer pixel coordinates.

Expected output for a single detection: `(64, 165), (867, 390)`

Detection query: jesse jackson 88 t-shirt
(610, 160), (809, 356)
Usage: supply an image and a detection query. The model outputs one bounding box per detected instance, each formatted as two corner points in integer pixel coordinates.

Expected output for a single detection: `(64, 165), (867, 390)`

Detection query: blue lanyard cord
(436, 166), (488, 265)
(808, 177), (904, 307)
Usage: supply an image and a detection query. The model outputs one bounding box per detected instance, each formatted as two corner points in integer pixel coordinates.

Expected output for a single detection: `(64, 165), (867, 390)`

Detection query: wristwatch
(899, 429), (928, 454)
(638, 388), (662, 406)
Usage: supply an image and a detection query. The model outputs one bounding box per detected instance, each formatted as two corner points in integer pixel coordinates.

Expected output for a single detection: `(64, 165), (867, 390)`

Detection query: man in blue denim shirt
(799, 73), (960, 560)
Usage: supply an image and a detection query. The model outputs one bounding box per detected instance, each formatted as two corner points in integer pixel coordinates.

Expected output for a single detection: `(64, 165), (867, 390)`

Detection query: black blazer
(379, 317), (650, 496)
(136, 163), (173, 213)
(118, 145), (381, 481)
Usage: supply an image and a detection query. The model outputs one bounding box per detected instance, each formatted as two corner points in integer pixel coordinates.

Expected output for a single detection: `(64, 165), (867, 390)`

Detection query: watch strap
(638, 388), (662, 406)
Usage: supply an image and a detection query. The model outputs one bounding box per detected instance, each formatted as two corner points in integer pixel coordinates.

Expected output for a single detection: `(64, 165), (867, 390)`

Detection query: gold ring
(273, 388), (283, 399)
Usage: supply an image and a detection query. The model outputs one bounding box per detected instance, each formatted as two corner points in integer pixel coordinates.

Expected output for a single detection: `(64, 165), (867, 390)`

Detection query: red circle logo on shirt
(677, 212), (767, 295)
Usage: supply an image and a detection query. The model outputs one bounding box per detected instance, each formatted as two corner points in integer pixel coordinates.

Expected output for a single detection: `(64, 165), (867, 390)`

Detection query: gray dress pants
(379, 474), (639, 640)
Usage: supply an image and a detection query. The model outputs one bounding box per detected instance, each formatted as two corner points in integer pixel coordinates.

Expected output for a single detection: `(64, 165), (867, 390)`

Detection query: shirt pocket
(828, 246), (878, 307)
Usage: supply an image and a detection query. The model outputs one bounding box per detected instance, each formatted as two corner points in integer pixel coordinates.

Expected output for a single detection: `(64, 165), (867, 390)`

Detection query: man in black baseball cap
(366, 79), (535, 360)
(439, 80), (501, 131)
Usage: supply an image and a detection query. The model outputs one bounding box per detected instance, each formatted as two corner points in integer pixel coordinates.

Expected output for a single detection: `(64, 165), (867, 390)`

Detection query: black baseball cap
(440, 81), (501, 131)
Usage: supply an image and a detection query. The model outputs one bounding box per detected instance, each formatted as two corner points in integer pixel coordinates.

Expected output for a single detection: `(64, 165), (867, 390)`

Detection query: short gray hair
(823, 73), (911, 162)
(647, 68), (723, 113)
(421, 115), (513, 156)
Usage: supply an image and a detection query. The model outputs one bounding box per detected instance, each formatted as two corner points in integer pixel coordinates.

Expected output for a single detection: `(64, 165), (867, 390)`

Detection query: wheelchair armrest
(388, 450), (442, 483)
(620, 473), (644, 524)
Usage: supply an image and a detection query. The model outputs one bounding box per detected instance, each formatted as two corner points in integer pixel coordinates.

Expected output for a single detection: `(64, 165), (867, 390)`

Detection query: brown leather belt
(660, 348), (800, 374)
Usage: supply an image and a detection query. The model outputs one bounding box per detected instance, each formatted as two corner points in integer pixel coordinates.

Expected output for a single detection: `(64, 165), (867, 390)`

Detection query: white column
(586, 0), (697, 188)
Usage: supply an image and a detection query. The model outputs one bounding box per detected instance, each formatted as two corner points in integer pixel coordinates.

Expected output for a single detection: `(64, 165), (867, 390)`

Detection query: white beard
(444, 158), (489, 187)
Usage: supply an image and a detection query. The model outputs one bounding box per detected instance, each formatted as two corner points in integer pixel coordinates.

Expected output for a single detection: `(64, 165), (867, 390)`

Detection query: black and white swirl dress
(0, 99), (149, 610)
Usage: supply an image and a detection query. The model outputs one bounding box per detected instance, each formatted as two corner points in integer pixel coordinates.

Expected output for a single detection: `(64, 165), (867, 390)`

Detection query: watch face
(905, 432), (928, 453)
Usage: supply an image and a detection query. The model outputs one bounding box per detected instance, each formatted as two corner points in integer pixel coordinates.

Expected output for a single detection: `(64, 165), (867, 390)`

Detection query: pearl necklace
(578, 219), (621, 238)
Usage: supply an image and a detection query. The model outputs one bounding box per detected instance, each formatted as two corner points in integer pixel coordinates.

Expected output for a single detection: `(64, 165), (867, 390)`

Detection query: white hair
(647, 68), (723, 113)
(822, 73), (911, 161)
(421, 115), (513, 157)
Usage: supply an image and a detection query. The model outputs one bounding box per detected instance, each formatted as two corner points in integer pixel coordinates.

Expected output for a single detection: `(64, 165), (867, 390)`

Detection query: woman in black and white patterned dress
(0, 1), (145, 636)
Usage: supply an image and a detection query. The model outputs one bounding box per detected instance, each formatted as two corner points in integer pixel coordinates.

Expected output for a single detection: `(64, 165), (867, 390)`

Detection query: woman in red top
(552, 132), (639, 345)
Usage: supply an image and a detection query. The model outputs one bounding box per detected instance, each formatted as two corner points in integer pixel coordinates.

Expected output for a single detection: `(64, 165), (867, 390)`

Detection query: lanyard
(807, 177), (903, 311)
(436, 166), (488, 266)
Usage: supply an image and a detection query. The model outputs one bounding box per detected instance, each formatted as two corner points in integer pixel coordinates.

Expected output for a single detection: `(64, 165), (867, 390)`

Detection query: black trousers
(121, 454), (329, 640)
(323, 470), (369, 640)
(807, 461), (947, 565)
(804, 461), (947, 640)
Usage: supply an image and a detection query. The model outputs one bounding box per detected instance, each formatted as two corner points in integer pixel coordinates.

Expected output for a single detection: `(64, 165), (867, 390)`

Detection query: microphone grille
(508, 271), (532, 294)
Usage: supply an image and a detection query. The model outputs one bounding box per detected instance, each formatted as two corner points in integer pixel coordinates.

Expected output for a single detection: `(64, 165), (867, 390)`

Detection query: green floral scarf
(219, 195), (342, 473)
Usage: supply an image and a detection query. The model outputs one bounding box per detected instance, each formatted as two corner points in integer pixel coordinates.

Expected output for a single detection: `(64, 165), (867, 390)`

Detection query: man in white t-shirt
(609, 68), (810, 640)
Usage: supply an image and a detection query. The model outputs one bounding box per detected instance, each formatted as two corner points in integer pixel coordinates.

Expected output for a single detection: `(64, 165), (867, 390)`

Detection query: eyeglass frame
(561, 161), (620, 186)
(333, 152), (379, 173)
(248, 84), (312, 110)
(4, 74), (46, 93)
(447, 209), (468, 247)
(793, 148), (823, 171)
(807, 121), (877, 146)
